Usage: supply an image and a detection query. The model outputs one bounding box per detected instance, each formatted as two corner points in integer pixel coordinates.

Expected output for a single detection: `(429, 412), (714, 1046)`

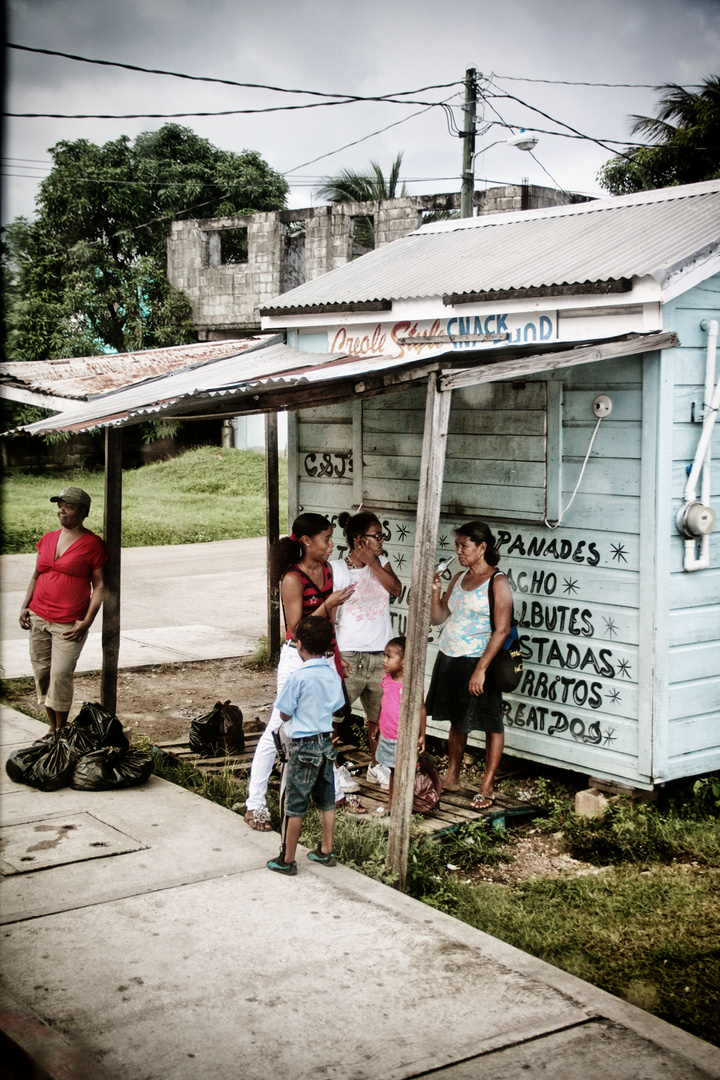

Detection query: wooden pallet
(155, 736), (544, 836)
(335, 746), (544, 835)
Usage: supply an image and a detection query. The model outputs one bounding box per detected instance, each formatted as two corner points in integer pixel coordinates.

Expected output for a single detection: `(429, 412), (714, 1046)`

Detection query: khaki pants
(28, 613), (88, 712)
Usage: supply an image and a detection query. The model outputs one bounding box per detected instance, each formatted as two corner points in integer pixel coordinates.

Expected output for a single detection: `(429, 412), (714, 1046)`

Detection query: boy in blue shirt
(267, 615), (346, 876)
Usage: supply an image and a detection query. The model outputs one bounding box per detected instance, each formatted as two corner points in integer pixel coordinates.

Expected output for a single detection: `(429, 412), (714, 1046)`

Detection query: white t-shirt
(331, 557), (394, 653)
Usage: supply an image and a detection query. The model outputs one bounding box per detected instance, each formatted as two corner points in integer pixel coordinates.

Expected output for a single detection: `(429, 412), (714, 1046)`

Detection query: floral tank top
(437, 572), (494, 658)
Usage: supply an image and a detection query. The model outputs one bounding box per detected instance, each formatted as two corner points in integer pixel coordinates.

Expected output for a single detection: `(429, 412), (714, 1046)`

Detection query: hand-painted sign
(328, 311), (557, 359)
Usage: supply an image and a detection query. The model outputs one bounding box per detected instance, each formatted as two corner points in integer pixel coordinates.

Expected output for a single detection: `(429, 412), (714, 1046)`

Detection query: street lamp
(461, 130), (539, 217)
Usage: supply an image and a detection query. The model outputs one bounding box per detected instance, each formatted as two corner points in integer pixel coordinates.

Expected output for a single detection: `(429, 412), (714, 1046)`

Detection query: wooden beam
(265, 412), (281, 661)
(386, 372), (451, 890)
(440, 331), (679, 391)
(101, 427), (122, 715)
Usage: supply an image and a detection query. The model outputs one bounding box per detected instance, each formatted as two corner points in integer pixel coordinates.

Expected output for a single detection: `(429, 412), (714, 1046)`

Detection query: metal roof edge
(416, 179), (720, 235)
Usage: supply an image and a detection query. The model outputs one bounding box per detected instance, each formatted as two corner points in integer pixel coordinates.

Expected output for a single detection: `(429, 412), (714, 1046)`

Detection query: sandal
(245, 808), (273, 831)
(336, 794), (368, 815)
(471, 794), (495, 810)
(375, 806), (390, 817)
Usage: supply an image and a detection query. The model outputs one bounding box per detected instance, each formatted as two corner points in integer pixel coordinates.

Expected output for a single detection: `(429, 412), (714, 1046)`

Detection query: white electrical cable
(544, 416), (603, 530)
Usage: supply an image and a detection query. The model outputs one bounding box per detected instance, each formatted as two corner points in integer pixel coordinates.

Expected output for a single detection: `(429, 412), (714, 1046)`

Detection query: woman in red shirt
(19, 486), (107, 732)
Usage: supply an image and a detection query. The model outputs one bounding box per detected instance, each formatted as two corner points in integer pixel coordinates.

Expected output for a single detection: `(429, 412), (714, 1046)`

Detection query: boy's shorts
(285, 733), (337, 817)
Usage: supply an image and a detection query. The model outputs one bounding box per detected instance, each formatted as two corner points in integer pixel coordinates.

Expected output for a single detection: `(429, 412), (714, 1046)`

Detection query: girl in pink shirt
(375, 637), (426, 815)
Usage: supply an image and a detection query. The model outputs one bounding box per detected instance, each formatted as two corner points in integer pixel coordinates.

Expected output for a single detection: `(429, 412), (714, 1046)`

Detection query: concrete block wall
(167, 186), (588, 335)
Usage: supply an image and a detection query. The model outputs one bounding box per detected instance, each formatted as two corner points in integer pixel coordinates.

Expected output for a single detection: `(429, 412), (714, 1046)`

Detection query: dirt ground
(4, 656), (600, 884)
(8, 657), (277, 745)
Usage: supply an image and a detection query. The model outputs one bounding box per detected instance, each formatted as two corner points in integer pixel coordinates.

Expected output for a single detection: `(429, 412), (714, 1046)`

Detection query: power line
(492, 74), (703, 89)
(284, 94), (461, 175)
(4, 96), (454, 120)
(7, 44), (459, 103)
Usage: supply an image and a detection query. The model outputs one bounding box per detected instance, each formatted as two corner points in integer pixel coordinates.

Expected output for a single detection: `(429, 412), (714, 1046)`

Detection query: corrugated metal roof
(16, 331), (676, 436)
(0, 337), (274, 400)
(261, 180), (720, 312)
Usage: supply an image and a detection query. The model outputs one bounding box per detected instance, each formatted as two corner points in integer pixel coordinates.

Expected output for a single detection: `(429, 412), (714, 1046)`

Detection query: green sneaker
(307, 846), (337, 867)
(266, 856), (297, 875)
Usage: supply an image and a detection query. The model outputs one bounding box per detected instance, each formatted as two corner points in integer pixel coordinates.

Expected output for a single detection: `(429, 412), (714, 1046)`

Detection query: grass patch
(1, 446), (288, 553)
(448, 867), (720, 1045)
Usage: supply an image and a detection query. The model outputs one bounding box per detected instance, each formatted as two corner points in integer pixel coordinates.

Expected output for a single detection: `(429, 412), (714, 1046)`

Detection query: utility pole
(460, 67), (477, 218)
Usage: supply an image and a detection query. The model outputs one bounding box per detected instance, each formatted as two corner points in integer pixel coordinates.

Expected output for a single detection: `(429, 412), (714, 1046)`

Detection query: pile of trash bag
(189, 700), (245, 757)
(5, 702), (153, 793)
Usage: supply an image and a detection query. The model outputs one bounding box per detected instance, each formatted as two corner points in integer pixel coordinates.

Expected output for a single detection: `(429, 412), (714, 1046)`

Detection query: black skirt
(425, 652), (504, 734)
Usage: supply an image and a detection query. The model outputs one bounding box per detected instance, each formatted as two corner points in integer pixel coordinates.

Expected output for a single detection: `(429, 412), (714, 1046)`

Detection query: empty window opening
(350, 215), (375, 257)
(208, 228), (249, 266)
(283, 221), (306, 291)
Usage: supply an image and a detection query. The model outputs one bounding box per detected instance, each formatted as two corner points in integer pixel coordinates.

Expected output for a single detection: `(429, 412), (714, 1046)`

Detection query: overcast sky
(4, 0), (720, 224)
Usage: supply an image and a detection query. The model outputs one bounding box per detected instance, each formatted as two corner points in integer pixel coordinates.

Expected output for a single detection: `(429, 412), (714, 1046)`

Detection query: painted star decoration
(603, 729), (617, 746)
(394, 552), (407, 570)
(396, 524), (409, 541)
(603, 616), (618, 638)
(437, 534), (449, 548)
(611, 543), (628, 563)
(608, 689), (622, 705)
(562, 576), (579, 595)
(617, 658), (632, 679)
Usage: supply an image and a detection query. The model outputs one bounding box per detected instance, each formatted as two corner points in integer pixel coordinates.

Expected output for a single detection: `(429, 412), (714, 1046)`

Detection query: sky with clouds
(4, 0), (720, 224)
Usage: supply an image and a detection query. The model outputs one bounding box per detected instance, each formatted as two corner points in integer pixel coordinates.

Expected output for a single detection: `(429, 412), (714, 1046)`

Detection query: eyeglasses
(361, 532), (383, 540)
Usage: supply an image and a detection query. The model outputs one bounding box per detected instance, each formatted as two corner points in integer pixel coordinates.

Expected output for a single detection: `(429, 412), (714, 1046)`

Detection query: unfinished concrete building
(167, 185), (588, 339)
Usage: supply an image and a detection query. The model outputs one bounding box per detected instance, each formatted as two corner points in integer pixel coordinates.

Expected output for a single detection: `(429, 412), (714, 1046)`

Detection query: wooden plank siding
(664, 274), (720, 779)
(290, 292), (720, 788)
(291, 349), (660, 787)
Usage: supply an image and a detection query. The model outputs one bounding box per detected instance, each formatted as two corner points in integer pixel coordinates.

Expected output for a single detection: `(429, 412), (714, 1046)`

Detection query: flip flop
(471, 794), (495, 810)
(245, 809), (273, 831)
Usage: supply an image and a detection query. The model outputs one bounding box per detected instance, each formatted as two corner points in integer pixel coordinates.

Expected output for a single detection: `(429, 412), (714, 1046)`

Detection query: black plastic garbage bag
(6, 735), (76, 791)
(189, 700), (245, 757)
(71, 746), (154, 791)
(64, 702), (129, 756)
(6, 740), (51, 785)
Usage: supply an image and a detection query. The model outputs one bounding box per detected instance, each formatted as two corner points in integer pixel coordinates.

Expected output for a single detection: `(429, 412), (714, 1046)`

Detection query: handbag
(487, 572), (523, 693)
(412, 755), (442, 813)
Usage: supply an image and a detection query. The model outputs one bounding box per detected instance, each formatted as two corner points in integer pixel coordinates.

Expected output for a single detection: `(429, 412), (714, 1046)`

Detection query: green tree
(316, 153), (408, 250)
(3, 124), (288, 361)
(598, 76), (720, 195)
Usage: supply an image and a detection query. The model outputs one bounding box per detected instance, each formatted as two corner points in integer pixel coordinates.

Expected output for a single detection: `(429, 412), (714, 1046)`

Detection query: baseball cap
(50, 486), (92, 511)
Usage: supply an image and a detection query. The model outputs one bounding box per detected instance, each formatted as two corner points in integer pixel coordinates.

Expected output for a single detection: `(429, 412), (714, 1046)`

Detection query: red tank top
(284, 563), (342, 676)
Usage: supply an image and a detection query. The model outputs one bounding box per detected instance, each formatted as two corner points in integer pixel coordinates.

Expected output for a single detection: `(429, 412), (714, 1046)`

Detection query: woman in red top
(244, 512), (355, 830)
(19, 486), (107, 732)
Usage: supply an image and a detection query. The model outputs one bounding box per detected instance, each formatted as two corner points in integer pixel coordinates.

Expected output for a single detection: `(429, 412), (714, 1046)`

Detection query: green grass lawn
(1, 447), (288, 553)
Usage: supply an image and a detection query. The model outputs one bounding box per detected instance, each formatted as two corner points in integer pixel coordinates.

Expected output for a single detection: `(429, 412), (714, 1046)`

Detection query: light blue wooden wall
(289, 297), (720, 787)
(663, 274), (720, 780)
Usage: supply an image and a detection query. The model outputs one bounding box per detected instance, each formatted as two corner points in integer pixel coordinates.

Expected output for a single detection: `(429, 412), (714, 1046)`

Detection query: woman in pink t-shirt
(19, 486), (107, 732)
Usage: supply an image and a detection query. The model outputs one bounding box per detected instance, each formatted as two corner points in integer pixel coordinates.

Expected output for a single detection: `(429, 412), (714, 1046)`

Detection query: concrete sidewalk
(2, 706), (719, 1080)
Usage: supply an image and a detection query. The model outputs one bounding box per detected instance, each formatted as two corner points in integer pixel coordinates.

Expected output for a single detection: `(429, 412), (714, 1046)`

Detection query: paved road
(1, 539), (268, 678)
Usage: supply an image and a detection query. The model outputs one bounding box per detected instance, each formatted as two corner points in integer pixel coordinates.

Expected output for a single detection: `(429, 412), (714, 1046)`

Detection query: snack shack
(260, 179), (720, 791)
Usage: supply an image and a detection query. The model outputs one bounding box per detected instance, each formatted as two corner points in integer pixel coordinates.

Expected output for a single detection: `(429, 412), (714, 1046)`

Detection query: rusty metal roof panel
(16, 331), (677, 437)
(261, 181), (720, 311)
(16, 342), (361, 433)
(0, 337), (275, 400)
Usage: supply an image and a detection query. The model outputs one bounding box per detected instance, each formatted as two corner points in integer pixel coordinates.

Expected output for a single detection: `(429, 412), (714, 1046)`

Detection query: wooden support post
(101, 427), (123, 715)
(265, 412), (281, 662)
(386, 373), (451, 889)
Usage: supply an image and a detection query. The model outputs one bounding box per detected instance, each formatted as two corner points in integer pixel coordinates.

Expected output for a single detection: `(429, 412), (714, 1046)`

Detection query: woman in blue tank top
(427, 521), (513, 810)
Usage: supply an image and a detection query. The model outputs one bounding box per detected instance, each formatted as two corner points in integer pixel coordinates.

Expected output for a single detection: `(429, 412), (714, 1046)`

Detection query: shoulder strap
(488, 570), (499, 632)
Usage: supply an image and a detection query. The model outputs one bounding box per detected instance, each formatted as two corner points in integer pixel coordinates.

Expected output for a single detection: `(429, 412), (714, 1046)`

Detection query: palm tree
(316, 154), (408, 250)
(598, 75), (720, 195)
